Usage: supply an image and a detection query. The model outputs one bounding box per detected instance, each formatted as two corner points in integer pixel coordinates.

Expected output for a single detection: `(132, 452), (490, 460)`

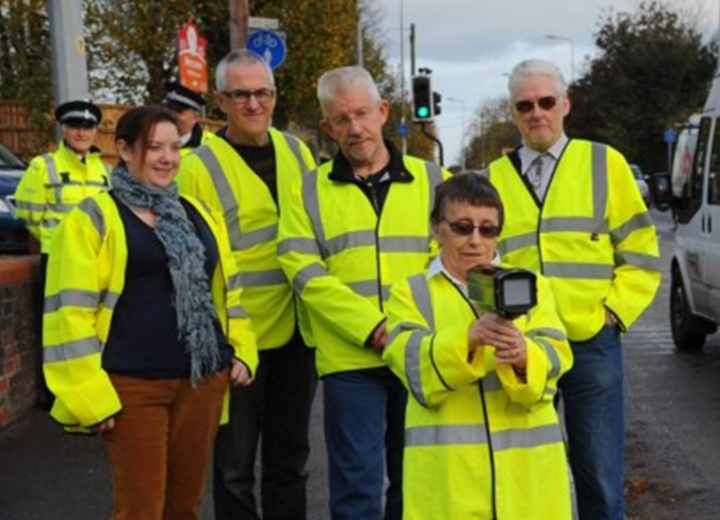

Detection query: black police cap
(55, 100), (102, 127)
(163, 82), (206, 112)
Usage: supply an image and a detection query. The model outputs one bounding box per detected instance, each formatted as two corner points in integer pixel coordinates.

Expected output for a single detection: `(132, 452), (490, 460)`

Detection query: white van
(657, 81), (720, 351)
(670, 114), (700, 199)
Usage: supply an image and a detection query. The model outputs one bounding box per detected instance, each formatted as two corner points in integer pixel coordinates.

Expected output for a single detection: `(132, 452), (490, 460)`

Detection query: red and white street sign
(178, 21), (208, 93)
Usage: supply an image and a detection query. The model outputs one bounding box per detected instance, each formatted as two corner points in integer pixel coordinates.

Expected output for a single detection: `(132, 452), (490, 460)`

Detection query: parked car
(629, 163), (651, 206)
(0, 141), (29, 254)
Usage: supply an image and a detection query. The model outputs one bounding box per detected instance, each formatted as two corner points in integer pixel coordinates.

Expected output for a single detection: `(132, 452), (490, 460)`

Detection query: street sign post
(246, 29), (287, 70)
(178, 21), (208, 93)
(397, 123), (409, 138)
(664, 128), (678, 173)
(249, 16), (279, 30)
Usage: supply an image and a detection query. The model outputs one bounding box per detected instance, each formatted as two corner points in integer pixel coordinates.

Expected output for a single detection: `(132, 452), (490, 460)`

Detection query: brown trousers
(104, 370), (229, 520)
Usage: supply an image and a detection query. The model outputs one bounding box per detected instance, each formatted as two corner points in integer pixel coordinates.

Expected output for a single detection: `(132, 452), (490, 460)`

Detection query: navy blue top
(103, 193), (233, 379)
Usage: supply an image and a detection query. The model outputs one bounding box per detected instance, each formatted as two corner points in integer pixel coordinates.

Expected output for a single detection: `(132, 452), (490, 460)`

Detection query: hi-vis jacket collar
(328, 138), (414, 184)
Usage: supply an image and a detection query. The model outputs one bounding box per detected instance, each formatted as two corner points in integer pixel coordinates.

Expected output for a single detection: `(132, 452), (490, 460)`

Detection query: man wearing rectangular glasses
(176, 49), (318, 520)
(488, 59), (660, 520)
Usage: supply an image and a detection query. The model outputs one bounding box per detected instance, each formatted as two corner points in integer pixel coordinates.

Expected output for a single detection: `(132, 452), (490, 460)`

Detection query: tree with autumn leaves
(83, 0), (434, 158)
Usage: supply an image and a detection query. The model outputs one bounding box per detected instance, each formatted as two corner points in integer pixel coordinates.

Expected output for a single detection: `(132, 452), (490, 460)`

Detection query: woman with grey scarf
(42, 106), (258, 520)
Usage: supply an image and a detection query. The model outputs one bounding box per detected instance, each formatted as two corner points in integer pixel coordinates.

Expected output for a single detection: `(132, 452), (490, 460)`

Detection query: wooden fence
(0, 101), (223, 164)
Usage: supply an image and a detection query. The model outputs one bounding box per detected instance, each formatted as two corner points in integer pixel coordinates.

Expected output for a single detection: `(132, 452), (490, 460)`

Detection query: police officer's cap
(163, 82), (206, 112)
(55, 100), (102, 128)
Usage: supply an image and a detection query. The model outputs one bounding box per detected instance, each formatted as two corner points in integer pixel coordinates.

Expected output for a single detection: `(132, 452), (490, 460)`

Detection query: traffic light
(412, 75), (434, 122)
(433, 91), (442, 116)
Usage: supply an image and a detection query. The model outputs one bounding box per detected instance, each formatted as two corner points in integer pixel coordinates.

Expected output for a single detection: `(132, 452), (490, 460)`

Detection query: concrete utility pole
(230, 0), (249, 50)
(356, 2), (363, 67)
(48, 0), (89, 105)
(399, 0), (407, 155)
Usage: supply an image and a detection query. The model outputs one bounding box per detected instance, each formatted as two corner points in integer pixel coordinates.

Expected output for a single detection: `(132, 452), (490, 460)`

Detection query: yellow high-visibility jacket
(277, 152), (450, 376)
(43, 191), (258, 431)
(383, 268), (573, 520)
(14, 141), (111, 253)
(180, 128), (216, 158)
(489, 139), (661, 341)
(177, 128), (316, 349)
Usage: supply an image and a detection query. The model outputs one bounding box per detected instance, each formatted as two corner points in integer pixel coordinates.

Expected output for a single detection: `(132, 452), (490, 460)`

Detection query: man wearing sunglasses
(176, 49), (318, 520)
(278, 66), (450, 520)
(488, 59), (660, 520)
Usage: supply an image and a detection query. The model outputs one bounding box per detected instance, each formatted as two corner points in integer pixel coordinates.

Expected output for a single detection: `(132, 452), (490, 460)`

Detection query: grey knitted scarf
(111, 167), (220, 383)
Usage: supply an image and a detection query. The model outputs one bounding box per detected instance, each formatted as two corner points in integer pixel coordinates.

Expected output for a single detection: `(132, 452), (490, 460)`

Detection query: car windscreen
(0, 143), (25, 169)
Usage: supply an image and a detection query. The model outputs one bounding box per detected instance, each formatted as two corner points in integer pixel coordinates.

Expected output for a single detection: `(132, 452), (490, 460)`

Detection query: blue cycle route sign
(664, 128), (677, 144)
(247, 30), (287, 70)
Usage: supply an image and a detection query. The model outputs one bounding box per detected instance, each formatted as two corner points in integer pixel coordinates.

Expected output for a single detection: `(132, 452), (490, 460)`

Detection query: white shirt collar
(179, 132), (193, 147)
(519, 133), (568, 174)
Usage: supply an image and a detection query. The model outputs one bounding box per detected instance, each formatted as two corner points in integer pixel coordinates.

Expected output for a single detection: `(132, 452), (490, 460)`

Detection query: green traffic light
(417, 106), (429, 118)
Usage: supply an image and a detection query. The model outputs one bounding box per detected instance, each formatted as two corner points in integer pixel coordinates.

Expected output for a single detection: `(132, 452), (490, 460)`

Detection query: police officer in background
(176, 49), (318, 520)
(15, 100), (110, 256)
(488, 59), (660, 520)
(14, 99), (111, 406)
(163, 81), (213, 156)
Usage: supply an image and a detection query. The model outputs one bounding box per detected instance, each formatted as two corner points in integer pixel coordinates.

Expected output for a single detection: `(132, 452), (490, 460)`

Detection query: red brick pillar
(0, 255), (41, 430)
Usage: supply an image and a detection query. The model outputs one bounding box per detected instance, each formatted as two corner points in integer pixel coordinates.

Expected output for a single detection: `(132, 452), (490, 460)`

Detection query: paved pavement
(0, 388), (330, 520)
(623, 210), (720, 519)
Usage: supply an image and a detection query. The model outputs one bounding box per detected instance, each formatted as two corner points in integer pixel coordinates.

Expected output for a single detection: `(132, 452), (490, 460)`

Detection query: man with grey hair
(176, 48), (318, 520)
(278, 66), (449, 520)
(488, 58), (660, 520)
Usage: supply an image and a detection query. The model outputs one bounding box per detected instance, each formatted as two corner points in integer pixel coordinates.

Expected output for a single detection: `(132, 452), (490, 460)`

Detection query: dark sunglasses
(445, 220), (501, 238)
(514, 96), (558, 113)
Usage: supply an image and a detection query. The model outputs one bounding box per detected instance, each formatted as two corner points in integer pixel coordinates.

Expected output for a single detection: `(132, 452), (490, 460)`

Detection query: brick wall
(0, 256), (40, 430)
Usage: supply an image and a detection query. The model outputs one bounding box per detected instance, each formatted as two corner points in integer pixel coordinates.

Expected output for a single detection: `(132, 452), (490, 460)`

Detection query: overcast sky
(376, 0), (720, 166)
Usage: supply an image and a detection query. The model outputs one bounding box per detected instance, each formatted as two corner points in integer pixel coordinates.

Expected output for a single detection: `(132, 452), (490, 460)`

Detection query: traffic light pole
(420, 123), (444, 167)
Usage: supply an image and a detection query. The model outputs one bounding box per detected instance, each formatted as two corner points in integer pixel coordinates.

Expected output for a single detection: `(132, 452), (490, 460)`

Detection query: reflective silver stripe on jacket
(406, 424), (488, 446)
(492, 424), (564, 451)
(283, 132), (309, 174)
(610, 211), (655, 244)
(498, 232), (537, 256)
(237, 224), (278, 250)
(405, 328), (433, 407)
(196, 146), (243, 250)
(529, 336), (562, 378)
(227, 305), (249, 318)
(426, 161), (443, 235)
(614, 251), (661, 271)
(44, 336), (102, 363)
(526, 327), (566, 341)
(387, 321), (427, 346)
(77, 197), (106, 237)
(14, 201), (46, 212)
(542, 262), (614, 280)
(407, 274), (435, 329)
(405, 422), (563, 450)
(42, 154), (64, 205)
(277, 237), (322, 256)
(347, 280), (390, 300)
(236, 269), (288, 287)
(293, 262), (328, 294)
(301, 171), (327, 257)
(44, 289), (120, 313)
